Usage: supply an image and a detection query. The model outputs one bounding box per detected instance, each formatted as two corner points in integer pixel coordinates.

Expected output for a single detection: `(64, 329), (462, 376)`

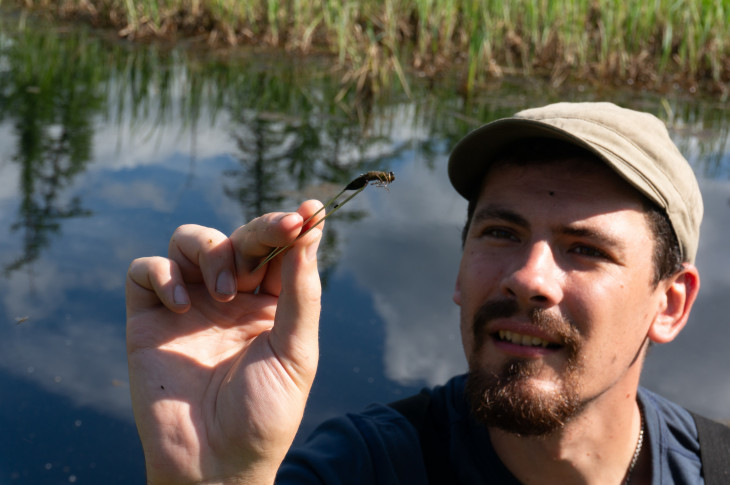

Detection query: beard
(465, 300), (584, 436)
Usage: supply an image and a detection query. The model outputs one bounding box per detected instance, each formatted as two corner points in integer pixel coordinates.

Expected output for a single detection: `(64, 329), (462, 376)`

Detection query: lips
(472, 300), (577, 356)
(495, 330), (559, 349)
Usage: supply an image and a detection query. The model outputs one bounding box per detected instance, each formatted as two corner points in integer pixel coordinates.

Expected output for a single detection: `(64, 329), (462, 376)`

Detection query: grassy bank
(11, 0), (730, 97)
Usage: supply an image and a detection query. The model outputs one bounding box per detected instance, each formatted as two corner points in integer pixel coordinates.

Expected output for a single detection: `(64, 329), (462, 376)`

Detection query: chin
(465, 360), (584, 437)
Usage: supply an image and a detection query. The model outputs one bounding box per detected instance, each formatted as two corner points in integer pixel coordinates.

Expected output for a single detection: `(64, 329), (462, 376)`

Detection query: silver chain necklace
(623, 408), (645, 485)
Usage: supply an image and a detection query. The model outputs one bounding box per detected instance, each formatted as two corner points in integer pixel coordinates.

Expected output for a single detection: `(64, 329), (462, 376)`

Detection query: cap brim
(448, 118), (607, 200)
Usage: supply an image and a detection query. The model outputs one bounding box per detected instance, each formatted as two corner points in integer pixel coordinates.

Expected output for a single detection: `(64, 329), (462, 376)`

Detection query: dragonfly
(253, 171), (395, 272)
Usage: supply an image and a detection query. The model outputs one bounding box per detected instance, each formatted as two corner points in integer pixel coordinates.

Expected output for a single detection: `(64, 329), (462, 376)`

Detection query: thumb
(269, 224), (323, 381)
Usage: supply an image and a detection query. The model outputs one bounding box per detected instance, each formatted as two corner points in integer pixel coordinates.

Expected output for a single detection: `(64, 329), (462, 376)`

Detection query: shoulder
(276, 375), (474, 484)
(641, 387), (730, 484)
(277, 399), (427, 484)
(640, 387), (699, 439)
(639, 387), (704, 484)
(391, 374), (471, 422)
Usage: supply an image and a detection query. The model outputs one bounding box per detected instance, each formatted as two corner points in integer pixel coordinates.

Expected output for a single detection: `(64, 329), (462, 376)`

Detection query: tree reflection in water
(0, 27), (99, 274)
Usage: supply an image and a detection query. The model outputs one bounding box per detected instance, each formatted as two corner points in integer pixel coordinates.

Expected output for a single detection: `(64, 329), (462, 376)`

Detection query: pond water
(1, 16), (729, 484)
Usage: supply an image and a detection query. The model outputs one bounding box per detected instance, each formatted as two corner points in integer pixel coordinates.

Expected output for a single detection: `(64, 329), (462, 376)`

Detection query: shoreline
(6, 1), (730, 99)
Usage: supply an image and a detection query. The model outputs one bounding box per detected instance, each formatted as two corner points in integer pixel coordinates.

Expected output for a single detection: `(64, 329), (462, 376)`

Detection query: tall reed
(12, 0), (730, 96)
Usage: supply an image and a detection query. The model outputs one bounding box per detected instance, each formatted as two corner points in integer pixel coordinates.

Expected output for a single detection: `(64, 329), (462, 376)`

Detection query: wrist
(147, 473), (276, 485)
(145, 459), (280, 485)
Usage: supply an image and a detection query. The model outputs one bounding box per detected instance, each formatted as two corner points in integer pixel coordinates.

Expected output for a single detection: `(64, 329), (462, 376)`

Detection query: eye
(570, 244), (609, 260)
(480, 227), (519, 242)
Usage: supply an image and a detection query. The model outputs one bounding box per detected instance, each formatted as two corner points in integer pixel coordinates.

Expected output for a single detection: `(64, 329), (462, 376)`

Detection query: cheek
(459, 316), (474, 357)
(458, 250), (504, 293)
(456, 259), (504, 360)
(569, 274), (654, 347)
(453, 274), (462, 306)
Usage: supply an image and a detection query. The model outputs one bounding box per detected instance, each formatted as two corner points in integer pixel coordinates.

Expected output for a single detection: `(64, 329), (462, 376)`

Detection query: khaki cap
(448, 102), (703, 263)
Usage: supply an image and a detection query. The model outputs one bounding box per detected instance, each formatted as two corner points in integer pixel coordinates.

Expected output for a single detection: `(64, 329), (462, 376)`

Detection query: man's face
(454, 157), (668, 435)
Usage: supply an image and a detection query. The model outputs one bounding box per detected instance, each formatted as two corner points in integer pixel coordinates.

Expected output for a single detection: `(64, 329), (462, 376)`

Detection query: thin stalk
(253, 171), (394, 272)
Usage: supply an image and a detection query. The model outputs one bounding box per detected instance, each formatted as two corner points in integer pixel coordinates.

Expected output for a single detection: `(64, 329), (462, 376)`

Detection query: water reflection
(340, 157), (466, 385)
(0, 26), (99, 274)
(0, 15), (729, 484)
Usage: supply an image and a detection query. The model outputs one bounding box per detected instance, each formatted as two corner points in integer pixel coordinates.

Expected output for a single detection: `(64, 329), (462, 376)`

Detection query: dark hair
(643, 203), (684, 285)
(460, 138), (684, 286)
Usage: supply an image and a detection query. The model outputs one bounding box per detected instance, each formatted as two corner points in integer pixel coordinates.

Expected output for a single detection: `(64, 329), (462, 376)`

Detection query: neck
(489, 389), (647, 485)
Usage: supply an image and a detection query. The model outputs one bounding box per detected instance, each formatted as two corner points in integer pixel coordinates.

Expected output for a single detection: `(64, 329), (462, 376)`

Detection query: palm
(128, 282), (314, 482)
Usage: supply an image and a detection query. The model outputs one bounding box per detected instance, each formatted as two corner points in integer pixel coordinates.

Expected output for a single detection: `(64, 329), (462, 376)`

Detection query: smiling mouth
(496, 330), (560, 349)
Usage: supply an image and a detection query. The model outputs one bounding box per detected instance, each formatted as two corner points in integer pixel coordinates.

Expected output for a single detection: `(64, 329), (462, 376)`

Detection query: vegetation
(10, 0), (730, 98)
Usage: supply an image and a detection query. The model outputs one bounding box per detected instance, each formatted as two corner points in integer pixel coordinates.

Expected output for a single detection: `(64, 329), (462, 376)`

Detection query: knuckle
(127, 256), (150, 276)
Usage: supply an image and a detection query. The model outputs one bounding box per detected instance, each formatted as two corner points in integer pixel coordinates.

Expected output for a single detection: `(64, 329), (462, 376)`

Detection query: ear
(647, 264), (700, 344)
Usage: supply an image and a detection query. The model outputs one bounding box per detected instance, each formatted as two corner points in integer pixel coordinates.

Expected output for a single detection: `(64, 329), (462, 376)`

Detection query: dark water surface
(1, 16), (729, 484)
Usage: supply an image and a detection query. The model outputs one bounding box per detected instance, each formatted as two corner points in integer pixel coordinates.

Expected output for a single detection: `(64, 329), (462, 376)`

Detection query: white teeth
(497, 330), (551, 348)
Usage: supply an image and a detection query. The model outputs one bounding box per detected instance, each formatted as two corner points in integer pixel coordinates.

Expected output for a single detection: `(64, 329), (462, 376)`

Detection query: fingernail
(215, 270), (236, 295)
(173, 285), (189, 305)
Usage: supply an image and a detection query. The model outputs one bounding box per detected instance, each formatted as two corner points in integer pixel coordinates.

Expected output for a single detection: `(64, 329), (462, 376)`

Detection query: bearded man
(126, 102), (728, 485)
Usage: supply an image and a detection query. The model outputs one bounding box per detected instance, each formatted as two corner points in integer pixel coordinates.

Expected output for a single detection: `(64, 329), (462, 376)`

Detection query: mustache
(472, 300), (580, 351)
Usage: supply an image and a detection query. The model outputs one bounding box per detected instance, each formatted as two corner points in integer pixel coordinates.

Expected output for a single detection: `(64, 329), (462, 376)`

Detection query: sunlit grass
(10, 0), (730, 96)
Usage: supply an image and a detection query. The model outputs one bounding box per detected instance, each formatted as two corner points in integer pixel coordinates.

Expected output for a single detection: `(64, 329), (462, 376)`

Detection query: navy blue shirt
(278, 375), (704, 484)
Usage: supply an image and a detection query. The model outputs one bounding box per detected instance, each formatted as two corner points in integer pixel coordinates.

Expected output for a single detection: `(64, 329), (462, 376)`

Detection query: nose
(501, 241), (563, 307)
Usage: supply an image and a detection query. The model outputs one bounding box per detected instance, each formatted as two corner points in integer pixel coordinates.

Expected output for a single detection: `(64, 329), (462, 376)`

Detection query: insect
(253, 171), (395, 272)
(344, 171), (395, 190)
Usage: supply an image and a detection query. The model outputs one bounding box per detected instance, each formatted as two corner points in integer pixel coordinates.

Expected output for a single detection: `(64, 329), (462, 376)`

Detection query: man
(126, 102), (724, 484)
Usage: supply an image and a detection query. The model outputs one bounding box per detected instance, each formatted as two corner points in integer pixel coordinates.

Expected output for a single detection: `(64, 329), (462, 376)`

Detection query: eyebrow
(471, 206), (529, 229)
(559, 225), (626, 252)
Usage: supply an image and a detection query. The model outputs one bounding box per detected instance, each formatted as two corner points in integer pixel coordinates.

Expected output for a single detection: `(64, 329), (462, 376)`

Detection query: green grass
(10, 0), (730, 97)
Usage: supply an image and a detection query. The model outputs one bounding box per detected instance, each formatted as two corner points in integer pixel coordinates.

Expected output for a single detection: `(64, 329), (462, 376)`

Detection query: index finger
(231, 200), (325, 292)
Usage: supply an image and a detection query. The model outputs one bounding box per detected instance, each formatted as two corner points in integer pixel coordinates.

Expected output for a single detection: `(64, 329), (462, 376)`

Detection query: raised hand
(126, 200), (324, 485)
